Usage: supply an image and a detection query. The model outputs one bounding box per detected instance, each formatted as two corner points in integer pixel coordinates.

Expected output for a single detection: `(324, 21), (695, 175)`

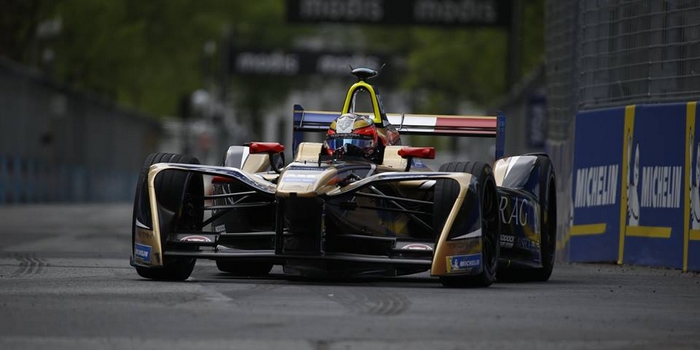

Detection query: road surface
(0, 204), (699, 349)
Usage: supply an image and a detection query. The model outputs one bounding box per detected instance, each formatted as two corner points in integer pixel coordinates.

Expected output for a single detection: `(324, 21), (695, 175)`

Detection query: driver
(325, 113), (384, 163)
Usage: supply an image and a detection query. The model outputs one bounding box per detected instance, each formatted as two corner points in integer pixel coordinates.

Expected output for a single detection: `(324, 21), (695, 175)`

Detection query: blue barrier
(571, 101), (700, 271)
(623, 103), (687, 269)
(570, 107), (626, 262)
(0, 156), (5, 205)
(0, 155), (139, 204)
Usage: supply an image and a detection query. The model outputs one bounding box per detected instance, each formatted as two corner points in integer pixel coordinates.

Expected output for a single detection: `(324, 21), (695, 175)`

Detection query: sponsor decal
(282, 172), (323, 184)
(288, 165), (325, 171)
(499, 197), (529, 226)
(640, 165), (682, 209)
(518, 238), (539, 251)
(691, 139), (700, 230)
(400, 243), (433, 251)
(134, 243), (152, 262)
(574, 165), (619, 208)
(500, 234), (514, 248)
(626, 138), (683, 228)
(180, 235), (212, 243)
(446, 254), (481, 273)
(625, 122), (640, 227)
(214, 224), (226, 233)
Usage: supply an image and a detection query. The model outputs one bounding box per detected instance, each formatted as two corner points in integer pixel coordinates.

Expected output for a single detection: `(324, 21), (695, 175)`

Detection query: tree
(2, 0), (544, 121)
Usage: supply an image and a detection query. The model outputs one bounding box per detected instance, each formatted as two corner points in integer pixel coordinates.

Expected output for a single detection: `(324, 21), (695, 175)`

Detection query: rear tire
(434, 161), (500, 288)
(497, 154), (556, 282)
(132, 153), (202, 281)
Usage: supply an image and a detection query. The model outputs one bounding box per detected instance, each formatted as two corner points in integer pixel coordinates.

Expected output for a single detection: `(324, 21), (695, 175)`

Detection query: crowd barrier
(570, 101), (700, 271)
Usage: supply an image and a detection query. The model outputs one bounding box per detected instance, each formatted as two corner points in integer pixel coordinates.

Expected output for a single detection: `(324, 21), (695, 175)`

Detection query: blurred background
(3, 1), (700, 267)
(0, 0), (546, 203)
(4, 0), (700, 268)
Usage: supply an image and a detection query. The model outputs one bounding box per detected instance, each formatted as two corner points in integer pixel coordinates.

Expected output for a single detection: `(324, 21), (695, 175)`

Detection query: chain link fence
(579, 0), (700, 109)
(548, 0), (700, 139)
(545, 0), (700, 259)
(0, 58), (161, 204)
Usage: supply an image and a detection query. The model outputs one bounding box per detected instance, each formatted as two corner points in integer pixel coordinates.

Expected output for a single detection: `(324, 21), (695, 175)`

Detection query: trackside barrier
(0, 58), (160, 204)
(0, 155), (139, 203)
(546, 138), (574, 262)
(570, 101), (700, 271)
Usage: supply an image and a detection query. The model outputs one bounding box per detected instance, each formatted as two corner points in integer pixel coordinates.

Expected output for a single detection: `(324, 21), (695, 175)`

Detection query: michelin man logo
(626, 134), (640, 227)
(691, 134), (700, 230)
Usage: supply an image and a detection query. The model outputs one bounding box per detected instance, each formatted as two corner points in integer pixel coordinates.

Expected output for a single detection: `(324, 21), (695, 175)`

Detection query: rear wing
(292, 104), (506, 160)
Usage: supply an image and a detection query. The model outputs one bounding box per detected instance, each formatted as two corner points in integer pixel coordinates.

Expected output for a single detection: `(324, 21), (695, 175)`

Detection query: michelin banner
(571, 102), (700, 271)
(570, 107), (625, 262)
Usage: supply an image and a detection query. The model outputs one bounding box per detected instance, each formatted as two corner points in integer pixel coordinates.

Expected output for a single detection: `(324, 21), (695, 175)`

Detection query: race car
(131, 67), (556, 287)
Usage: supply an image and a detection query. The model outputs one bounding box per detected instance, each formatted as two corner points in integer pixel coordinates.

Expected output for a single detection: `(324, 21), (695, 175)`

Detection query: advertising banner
(286, 0), (512, 28)
(570, 107), (625, 262)
(622, 104), (686, 269)
(686, 102), (700, 271)
(571, 101), (700, 271)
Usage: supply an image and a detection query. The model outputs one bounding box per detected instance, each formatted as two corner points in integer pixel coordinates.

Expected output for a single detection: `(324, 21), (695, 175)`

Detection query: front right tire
(434, 161), (500, 287)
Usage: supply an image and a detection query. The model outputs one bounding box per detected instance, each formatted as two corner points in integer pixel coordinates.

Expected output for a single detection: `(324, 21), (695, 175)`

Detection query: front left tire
(132, 152), (202, 281)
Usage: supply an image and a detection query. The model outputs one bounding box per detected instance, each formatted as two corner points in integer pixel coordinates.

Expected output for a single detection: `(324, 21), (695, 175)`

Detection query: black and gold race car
(131, 68), (556, 287)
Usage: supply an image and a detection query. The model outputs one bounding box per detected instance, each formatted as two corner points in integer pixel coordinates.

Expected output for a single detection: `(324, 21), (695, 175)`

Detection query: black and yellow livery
(131, 68), (556, 287)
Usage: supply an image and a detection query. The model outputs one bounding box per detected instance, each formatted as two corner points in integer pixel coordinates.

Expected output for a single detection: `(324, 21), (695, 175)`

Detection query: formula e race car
(131, 68), (557, 287)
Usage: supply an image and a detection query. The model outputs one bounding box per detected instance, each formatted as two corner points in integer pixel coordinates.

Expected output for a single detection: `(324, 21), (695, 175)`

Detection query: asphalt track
(0, 204), (699, 350)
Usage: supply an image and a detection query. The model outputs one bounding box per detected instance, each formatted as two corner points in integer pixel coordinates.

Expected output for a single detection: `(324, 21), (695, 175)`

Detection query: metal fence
(0, 58), (161, 204)
(579, 0), (700, 109)
(547, 0), (700, 139)
(545, 0), (700, 259)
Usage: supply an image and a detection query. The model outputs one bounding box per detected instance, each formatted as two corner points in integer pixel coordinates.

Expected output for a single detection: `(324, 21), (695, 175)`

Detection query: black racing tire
(497, 154), (556, 282)
(434, 161), (500, 288)
(216, 260), (274, 276)
(132, 152), (202, 281)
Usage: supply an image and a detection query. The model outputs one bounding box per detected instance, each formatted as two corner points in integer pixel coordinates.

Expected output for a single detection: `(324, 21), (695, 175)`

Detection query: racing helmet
(325, 113), (379, 161)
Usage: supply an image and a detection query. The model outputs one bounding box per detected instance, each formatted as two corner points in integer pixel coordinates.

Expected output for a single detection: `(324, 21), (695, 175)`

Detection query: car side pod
(398, 147), (435, 171)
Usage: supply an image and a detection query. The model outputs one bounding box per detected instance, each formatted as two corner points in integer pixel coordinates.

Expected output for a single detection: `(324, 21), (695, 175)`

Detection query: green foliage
(2, 0), (544, 120)
(363, 0), (544, 113)
(49, 0), (241, 115)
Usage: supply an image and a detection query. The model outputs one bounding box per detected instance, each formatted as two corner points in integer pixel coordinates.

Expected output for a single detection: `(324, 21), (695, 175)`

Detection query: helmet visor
(326, 137), (374, 152)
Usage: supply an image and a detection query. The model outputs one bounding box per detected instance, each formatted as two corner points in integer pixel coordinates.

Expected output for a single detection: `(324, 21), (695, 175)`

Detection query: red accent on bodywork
(211, 176), (235, 184)
(435, 117), (497, 135)
(398, 147), (435, 159)
(249, 142), (285, 154)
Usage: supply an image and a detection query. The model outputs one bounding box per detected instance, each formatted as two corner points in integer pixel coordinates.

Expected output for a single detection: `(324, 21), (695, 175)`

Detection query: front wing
(132, 163), (484, 277)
